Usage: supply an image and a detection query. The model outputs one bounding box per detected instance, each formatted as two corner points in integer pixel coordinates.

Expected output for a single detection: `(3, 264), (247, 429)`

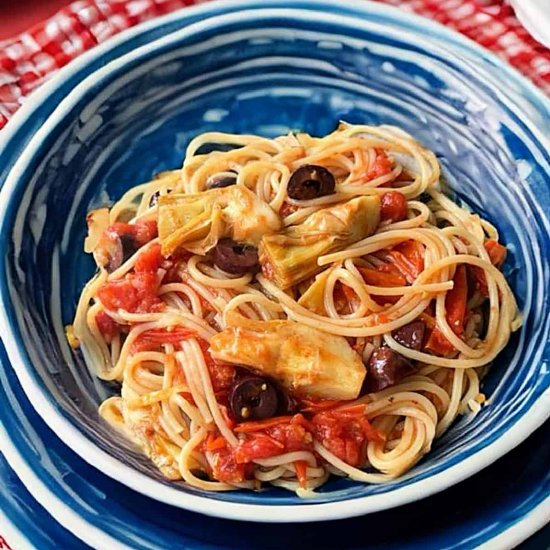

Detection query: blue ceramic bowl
(0, 0), (549, 522)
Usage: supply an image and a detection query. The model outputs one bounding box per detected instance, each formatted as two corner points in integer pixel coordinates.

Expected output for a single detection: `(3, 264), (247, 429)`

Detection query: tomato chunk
(197, 339), (236, 396)
(97, 271), (164, 313)
(380, 191), (408, 223)
(445, 265), (468, 336)
(109, 220), (158, 246)
(267, 421), (312, 453)
(366, 149), (393, 180)
(130, 327), (196, 352)
(205, 433), (227, 452)
(234, 416), (312, 464)
(133, 220), (158, 246)
(234, 433), (285, 464)
(135, 243), (163, 273)
(210, 444), (252, 483)
(95, 311), (120, 342)
(312, 409), (382, 467)
(97, 242), (166, 313)
(333, 281), (360, 315)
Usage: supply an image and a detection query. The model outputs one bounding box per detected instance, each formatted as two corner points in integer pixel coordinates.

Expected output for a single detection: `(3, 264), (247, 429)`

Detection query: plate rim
(0, 0), (549, 523)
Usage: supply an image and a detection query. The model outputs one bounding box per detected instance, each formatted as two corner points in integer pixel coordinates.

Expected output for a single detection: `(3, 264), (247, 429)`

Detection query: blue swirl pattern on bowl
(0, 0), (549, 520)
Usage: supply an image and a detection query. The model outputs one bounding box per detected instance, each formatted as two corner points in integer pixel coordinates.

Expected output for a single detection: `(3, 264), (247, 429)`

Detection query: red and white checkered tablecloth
(1, 0), (549, 130)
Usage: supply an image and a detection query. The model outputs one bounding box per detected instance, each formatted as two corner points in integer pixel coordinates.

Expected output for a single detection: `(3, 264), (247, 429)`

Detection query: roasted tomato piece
(312, 410), (381, 467)
(366, 149), (393, 180)
(380, 191), (407, 223)
(210, 445), (252, 483)
(95, 311), (120, 342)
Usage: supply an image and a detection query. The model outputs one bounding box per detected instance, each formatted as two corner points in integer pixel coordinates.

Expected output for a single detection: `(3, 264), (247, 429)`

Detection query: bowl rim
(0, 0), (549, 523)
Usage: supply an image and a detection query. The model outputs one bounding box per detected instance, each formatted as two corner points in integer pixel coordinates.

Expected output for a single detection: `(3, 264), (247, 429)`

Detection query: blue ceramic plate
(0, 337), (548, 549)
(0, 0), (549, 522)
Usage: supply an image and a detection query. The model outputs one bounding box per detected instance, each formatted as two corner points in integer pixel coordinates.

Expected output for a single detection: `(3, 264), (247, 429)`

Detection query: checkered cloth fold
(1, 0), (549, 129)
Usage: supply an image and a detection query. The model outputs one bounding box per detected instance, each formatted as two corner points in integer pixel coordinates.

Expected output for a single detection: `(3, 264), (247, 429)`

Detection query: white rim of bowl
(0, 0), (549, 524)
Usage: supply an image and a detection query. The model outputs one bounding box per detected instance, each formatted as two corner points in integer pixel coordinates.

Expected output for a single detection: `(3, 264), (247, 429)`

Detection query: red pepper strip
(220, 405), (236, 430)
(471, 239), (507, 297)
(301, 399), (343, 413)
(295, 460), (308, 488)
(424, 329), (455, 356)
(333, 404), (369, 415)
(206, 434), (227, 452)
(485, 239), (507, 268)
(234, 416), (294, 433)
(340, 283), (359, 303)
(333, 282), (360, 315)
(445, 265), (468, 337)
(425, 265), (468, 355)
(138, 328), (195, 343)
(393, 240), (424, 278)
(419, 312), (436, 330)
(359, 417), (386, 444)
(358, 267), (406, 287)
(386, 250), (419, 284)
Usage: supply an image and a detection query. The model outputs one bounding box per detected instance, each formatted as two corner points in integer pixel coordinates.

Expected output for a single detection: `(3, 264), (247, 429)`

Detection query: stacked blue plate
(0, 1), (548, 547)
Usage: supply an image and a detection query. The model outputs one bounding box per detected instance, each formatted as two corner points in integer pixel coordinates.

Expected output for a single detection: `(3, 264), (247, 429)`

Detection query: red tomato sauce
(210, 407), (384, 482)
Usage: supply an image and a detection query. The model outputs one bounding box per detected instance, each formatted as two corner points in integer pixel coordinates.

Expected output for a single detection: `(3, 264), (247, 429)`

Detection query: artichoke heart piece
(158, 186), (281, 256)
(119, 385), (182, 480)
(297, 268), (333, 315)
(209, 313), (366, 400)
(259, 195), (380, 289)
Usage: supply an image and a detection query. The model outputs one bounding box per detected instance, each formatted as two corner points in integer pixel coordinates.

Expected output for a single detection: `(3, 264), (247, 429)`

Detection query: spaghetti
(70, 123), (521, 495)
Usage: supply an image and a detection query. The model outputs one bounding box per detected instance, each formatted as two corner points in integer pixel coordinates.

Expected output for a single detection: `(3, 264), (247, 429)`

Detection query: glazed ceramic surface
(0, 0), (549, 522)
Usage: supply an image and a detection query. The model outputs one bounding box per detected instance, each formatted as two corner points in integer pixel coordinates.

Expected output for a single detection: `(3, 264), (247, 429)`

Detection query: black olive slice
(392, 320), (426, 351)
(365, 347), (416, 393)
(287, 164), (335, 200)
(213, 239), (259, 275)
(230, 376), (279, 422)
(206, 170), (238, 190)
(149, 188), (172, 207)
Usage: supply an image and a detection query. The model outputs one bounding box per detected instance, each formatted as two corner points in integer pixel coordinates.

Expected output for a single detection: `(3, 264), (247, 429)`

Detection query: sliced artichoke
(157, 186), (281, 256)
(259, 195), (380, 289)
(297, 268), (333, 315)
(209, 312), (366, 400)
(84, 207), (110, 254)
